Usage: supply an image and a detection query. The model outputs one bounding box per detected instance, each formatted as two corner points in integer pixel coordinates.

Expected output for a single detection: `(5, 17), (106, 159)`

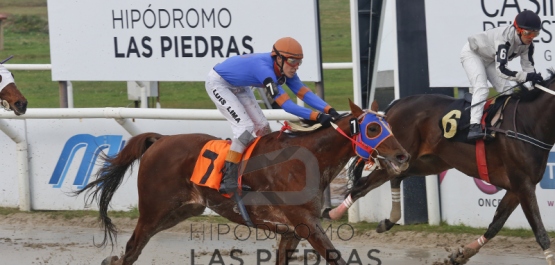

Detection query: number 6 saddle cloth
(438, 93), (511, 144)
(190, 137), (261, 196)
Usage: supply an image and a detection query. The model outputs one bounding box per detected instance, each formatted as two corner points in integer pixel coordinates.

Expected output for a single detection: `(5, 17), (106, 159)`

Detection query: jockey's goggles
(520, 29), (540, 37)
(284, 57), (302, 67)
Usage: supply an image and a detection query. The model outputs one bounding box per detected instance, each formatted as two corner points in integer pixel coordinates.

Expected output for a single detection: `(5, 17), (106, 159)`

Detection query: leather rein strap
(488, 98), (553, 150)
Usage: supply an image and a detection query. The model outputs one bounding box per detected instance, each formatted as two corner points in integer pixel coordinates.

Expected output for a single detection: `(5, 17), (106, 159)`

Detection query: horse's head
(0, 65), (27, 115)
(348, 99), (410, 175)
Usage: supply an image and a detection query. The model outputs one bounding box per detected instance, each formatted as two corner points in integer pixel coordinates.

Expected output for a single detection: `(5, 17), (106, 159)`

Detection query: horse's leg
(103, 203), (206, 265)
(376, 176), (403, 233)
(447, 190), (519, 265)
(275, 234), (301, 265)
(514, 185), (554, 265)
(299, 222), (346, 265)
(326, 170), (392, 220)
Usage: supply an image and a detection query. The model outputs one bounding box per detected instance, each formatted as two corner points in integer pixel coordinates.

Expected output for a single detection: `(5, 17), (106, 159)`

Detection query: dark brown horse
(76, 101), (409, 265)
(0, 60), (27, 115)
(327, 70), (555, 264)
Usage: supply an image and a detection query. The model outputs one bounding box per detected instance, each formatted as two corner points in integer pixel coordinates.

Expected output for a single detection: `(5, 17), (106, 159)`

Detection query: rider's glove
(328, 108), (340, 120)
(317, 113), (333, 127)
(526, 72), (544, 85)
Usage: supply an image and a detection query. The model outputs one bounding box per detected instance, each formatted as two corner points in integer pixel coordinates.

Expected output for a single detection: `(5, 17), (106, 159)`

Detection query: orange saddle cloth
(190, 138), (261, 193)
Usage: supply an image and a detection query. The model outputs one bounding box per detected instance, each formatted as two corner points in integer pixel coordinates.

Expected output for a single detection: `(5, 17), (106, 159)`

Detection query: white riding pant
(205, 69), (270, 153)
(460, 42), (513, 124)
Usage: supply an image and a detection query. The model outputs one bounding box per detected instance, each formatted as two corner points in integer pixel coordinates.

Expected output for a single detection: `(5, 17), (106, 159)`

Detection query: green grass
(0, 0), (356, 110)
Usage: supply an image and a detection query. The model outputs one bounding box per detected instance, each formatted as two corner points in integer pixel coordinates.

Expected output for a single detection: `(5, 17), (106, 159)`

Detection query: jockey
(206, 36), (340, 194)
(461, 10), (543, 140)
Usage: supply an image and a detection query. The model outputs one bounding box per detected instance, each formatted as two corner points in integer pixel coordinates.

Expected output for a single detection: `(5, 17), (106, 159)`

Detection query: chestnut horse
(76, 101), (409, 265)
(327, 70), (555, 264)
(0, 57), (27, 115)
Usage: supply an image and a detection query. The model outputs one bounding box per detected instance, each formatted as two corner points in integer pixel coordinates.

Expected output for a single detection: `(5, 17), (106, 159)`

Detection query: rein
(278, 112), (389, 168)
(488, 84), (555, 150)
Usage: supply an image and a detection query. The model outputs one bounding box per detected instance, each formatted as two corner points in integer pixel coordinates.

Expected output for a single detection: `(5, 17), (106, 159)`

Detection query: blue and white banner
(0, 118), (283, 210)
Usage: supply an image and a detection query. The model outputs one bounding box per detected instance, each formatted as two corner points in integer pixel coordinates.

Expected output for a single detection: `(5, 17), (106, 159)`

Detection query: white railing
(5, 63), (353, 71)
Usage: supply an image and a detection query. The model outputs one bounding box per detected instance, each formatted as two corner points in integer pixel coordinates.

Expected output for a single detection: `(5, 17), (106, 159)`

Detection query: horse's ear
(371, 100), (379, 112)
(349, 99), (363, 118)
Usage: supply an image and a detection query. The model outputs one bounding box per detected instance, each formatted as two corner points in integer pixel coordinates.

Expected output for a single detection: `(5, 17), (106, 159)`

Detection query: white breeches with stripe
(205, 69), (270, 153)
(460, 43), (513, 125)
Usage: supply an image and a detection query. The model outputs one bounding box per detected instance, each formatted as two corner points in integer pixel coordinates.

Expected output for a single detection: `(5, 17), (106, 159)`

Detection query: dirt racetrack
(0, 211), (550, 265)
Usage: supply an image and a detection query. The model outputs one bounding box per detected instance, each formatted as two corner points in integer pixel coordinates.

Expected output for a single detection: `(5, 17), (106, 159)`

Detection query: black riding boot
(219, 161), (239, 194)
(467, 123), (485, 140)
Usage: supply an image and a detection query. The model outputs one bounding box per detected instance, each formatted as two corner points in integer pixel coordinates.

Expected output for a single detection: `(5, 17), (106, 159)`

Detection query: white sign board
(47, 0), (321, 81)
(425, 1), (555, 87)
(440, 166), (555, 230)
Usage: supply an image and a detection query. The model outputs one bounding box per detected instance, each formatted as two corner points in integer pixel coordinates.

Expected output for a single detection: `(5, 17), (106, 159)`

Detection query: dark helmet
(514, 10), (541, 31)
(271, 37), (303, 59)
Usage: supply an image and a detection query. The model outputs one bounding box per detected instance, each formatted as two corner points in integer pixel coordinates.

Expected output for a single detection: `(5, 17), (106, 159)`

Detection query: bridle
(331, 110), (393, 168)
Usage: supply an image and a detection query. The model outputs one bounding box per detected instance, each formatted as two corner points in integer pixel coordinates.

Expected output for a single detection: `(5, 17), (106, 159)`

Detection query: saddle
(438, 93), (511, 144)
(190, 138), (261, 197)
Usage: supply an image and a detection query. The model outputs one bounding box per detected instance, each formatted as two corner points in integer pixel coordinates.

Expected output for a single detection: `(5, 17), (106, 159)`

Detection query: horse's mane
(345, 158), (366, 197)
(510, 68), (555, 102)
(384, 99), (400, 115)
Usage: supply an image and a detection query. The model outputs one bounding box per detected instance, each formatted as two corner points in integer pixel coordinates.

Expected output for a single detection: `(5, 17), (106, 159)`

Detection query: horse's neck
(286, 119), (355, 185)
(517, 87), (555, 144)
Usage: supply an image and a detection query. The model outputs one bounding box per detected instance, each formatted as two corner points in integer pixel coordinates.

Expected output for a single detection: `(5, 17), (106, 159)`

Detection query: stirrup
(232, 193), (254, 227)
(219, 183), (252, 194)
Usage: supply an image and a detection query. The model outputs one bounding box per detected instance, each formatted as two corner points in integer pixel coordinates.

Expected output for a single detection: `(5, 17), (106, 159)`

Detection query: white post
(350, 0), (362, 106)
(0, 119), (30, 211)
(67, 81), (74, 108)
(114, 118), (142, 136)
(135, 81), (148, 108)
(426, 174), (441, 225)
(368, 0), (388, 106)
(392, 0), (400, 100)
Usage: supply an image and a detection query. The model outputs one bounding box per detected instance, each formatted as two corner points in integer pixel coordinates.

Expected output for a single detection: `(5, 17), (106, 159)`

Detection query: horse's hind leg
(515, 185), (554, 264)
(447, 190), (519, 264)
(275, 235), (301, 265)
(103, 203), (206, 265)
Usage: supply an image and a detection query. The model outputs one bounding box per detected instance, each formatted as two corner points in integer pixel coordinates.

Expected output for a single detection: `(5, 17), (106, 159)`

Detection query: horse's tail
(74, 132), (164, 248)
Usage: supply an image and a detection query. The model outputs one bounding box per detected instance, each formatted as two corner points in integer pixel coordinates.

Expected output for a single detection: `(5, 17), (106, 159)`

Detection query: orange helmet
(271, 37), (303, 59)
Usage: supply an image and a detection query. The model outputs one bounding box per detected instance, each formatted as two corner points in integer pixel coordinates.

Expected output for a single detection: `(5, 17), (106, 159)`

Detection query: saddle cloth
(438, 93), (510, 143)
(190, 138), (261, 194)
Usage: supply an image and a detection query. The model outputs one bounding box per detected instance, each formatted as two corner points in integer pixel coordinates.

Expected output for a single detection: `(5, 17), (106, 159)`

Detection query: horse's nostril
(397, 154), (409, 163)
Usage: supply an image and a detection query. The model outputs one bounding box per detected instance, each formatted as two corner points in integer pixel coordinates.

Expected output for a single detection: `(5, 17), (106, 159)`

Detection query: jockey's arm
(284, 76), (334, 114)
(494, 41), (535, 82)
(273, 89), (320, 121)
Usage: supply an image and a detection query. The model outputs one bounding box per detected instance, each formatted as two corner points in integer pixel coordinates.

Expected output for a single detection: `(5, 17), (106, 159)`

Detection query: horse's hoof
(376, 219), (395, 233)
(321, 208), (332, 220)
(447, 247), (476, 265)
(101, 256), (119, 265)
